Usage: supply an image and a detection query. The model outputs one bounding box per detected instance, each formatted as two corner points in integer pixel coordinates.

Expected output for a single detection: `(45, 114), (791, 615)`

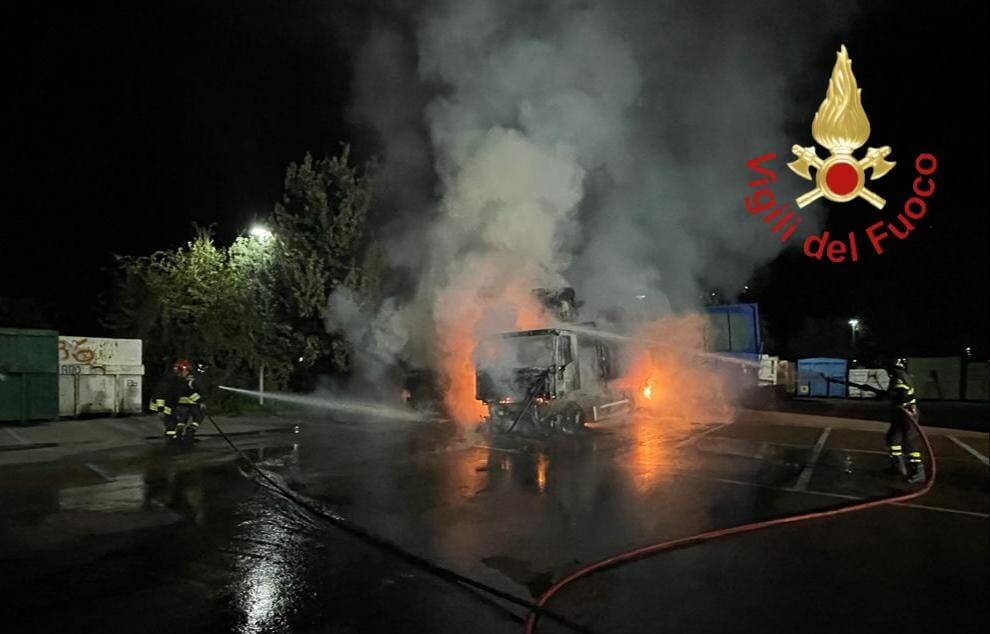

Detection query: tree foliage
(104, 146), (378, 403)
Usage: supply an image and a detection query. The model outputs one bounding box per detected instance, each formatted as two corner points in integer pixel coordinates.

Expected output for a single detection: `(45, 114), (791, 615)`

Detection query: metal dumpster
(964, 361), (989, 401)
(0, 328), (59, 422)
(58, 336), (144, 417)
(848, 368), (890, 398)
(908, 356), (962, 400)
(796, 357), (848, 397)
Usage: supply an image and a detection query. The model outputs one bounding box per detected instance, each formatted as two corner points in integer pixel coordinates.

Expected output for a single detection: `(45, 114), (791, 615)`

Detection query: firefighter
(148, 370), (168, 414)
(169, 358), (205, 440)
(885, 358), (924, 484)
(149, 364), (177, 437)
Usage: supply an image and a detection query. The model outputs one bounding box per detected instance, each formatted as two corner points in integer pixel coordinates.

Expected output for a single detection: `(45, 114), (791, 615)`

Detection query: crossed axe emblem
(788, 145), (896, 210)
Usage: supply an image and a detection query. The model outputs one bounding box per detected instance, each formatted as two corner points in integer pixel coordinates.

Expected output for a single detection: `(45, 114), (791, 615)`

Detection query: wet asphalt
(0, 411), (986, 634)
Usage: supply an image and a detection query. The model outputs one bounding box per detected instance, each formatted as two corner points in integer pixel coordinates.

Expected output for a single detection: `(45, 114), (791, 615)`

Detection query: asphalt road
(0, 410), (986, 633)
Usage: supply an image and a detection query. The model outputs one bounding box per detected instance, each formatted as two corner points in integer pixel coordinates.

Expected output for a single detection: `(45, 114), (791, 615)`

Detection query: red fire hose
(525, 409), (935, 633)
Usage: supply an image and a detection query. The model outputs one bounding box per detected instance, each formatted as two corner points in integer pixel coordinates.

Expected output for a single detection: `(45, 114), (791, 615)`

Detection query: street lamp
(848, 318), (860, 356)
(249, 224), (273, 241)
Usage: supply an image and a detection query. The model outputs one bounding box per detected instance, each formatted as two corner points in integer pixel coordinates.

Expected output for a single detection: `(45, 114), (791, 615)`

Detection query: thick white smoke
(338, 0), (857, 402)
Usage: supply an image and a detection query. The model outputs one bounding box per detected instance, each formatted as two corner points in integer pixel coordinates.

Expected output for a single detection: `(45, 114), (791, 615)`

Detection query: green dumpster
(0, 328), (59, 423)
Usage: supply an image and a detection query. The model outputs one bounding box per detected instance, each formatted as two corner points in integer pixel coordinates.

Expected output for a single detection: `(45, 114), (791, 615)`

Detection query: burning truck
(471, 290), (761, 434)
(473, 288), (633, 434)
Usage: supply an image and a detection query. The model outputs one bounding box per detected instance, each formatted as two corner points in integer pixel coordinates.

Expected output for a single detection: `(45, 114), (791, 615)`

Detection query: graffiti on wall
(59, 338), (97, 364)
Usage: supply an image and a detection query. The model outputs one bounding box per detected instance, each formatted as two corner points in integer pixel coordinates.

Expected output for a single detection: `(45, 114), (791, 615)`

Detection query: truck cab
(474, 328), (630, 434)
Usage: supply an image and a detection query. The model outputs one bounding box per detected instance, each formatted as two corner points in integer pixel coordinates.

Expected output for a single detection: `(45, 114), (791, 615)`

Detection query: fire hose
(207, 389), (934, 634)
(523, 402), (934, 633)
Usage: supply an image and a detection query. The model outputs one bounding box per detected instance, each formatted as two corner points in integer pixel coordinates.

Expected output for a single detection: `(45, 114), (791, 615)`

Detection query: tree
(103, 146), (380, 402)
(267, 146), (378, 389)
(103, 227), (284, 407)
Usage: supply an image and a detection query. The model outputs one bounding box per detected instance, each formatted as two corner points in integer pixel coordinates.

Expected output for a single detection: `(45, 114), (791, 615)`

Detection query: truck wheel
(560, 404), (586, 434)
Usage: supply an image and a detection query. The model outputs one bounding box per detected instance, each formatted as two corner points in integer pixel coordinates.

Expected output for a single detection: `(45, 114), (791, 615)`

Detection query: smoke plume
(338, 0), (857, 418)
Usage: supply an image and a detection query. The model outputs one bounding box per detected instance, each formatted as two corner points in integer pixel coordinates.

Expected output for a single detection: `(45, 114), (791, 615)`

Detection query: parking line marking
(947, 435), (989, 466)
(670, 470), (988, 519)
(791, 427), (832, 491)
(85, 463), (115, 482)
(675, 422), (730, 448)
(3, 428), (30, 445)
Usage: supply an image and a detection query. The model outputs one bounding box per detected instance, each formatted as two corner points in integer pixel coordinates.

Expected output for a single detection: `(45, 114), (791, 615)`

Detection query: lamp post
(248, 224), (273, 404)
(848, 318), (860, 357)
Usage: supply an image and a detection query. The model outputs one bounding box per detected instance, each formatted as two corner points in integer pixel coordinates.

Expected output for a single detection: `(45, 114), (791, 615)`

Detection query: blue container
(704, 303), (761, 363)
(796, 358), (848, 397)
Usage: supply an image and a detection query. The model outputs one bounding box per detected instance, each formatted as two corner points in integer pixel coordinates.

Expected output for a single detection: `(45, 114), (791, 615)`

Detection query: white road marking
(85, 463), (115, 482)
(791, 427), (832, 491)
(671, 470), (989, 519)
(675, 422), (730, 448)
(947, 435), (989, 466)
(719, 438), (976, 462)
(3, 427), (30, 445)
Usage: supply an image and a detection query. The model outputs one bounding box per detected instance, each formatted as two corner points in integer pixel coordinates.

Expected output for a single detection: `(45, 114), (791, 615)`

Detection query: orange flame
(642, 380), (654, 400)
(621, 314), (734, 422)
(435, 263), (548, 424)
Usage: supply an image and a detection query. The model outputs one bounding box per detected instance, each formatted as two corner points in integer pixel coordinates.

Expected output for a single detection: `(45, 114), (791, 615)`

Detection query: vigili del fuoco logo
(743, 45), (938, 263)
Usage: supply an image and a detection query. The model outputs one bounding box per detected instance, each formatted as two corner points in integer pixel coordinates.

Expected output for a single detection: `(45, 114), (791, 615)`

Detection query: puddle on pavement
(59, 474), (148, 512)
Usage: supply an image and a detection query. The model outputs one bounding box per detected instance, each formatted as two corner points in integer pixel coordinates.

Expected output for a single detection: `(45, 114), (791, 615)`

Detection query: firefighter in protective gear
(148, 369), (170, 415)
(885, 358), (924, 484)
(149, 365), (177, 436)
(151, 359), (205, 440)
(169, 359), (205, 439)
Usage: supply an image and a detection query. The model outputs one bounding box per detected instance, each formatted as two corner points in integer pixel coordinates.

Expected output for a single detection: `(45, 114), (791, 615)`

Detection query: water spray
(218, 386), (442, 423)
(561, 323), (761, 368)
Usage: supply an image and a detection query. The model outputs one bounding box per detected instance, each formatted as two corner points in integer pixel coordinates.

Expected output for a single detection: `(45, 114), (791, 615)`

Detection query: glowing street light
(848, 318), (860, 354)
(249, 224), (273, 241)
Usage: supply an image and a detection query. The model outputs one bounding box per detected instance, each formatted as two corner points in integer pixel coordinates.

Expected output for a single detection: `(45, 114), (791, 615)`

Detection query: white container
(58, 336), (144, 417)
(758, 355), (779, 386)
(848, 368), (889, 398)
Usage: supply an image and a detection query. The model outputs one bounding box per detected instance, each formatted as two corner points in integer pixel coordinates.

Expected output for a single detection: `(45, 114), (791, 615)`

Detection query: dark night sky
(3, 1), (987, 359)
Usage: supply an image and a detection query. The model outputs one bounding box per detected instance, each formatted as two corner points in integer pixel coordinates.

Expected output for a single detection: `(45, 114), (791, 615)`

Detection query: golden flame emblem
(788, 45), (895, 209)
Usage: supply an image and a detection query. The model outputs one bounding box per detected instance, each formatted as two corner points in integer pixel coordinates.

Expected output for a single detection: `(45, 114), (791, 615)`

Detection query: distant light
(743, 285), (750, 292)
(965, 346), (972, 356)
(848, 318), (860, 329)
(635, 295), (646, 300)
(250, 225), (273, 241)
(298, 356), (304, 362)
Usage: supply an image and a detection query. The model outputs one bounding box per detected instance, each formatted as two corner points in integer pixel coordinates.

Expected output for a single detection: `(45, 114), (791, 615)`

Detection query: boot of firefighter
(907, 453), (926, 484)
(884, 454), (908, 477)
(163, 414), (178, 439)
(884, 446), (907, 477)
